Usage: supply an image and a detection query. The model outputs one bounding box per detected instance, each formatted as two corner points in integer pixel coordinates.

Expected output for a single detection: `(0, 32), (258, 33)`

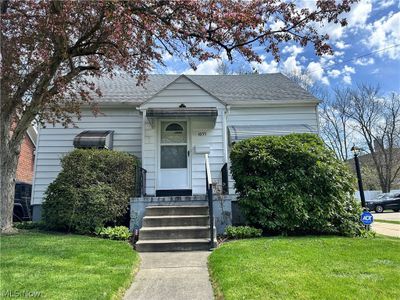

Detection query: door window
(160, 122), (187, 169)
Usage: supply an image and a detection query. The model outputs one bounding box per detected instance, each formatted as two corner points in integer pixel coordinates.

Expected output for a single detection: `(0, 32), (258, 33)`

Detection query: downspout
(315, 104), (320, 135)
(222, 107), (228, 163)
(140, 109), (146, 166)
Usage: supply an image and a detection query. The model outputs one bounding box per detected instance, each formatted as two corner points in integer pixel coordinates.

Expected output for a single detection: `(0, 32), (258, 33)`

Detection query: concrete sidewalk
(373, 222), (400, 238)
(123, 251), (214, 300)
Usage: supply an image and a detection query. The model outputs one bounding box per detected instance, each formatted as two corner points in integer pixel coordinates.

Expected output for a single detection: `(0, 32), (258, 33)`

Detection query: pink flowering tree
(0, 0), (356, 232)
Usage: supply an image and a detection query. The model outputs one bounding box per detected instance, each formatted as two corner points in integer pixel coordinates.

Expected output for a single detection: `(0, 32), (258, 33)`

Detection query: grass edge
(207, 250), (225, 300)
(375, 219), (400, 225)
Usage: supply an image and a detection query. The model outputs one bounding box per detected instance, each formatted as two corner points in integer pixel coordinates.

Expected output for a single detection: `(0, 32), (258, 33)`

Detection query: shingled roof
(92, 73), (319, 105)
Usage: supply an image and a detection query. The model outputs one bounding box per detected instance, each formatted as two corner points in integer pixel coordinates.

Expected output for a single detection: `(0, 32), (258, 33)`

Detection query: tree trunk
(0, 143), (19, 233)
(0, 117), (22, 233)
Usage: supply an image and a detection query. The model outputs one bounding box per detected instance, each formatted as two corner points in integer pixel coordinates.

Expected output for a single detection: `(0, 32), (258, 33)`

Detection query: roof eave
(228, 100), (320, 107)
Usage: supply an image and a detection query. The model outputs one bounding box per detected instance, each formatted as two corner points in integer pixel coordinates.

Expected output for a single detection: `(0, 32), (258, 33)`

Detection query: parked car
(366, 193), (400, 213)
(13, 181), (32, 222)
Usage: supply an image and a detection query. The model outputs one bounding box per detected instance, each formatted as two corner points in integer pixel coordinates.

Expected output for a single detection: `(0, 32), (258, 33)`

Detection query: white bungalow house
(31, 74), (319, 251)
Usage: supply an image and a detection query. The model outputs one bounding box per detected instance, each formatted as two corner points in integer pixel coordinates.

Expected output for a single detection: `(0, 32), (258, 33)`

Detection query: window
(161, 122), (187, 144)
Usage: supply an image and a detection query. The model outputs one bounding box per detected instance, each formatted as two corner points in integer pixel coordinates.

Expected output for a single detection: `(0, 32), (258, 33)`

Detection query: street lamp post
(351, 145), (366, 209)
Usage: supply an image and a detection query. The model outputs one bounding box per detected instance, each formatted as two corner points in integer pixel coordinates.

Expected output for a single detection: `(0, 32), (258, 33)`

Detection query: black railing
(221, 163), (229, 195)
(135, 166), (147, 197)
(205, 154), (214, 249)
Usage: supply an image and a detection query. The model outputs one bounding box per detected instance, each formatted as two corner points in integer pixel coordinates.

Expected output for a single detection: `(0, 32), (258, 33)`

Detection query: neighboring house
(31, 74), (319, 249)
(16, 125), (37, 184)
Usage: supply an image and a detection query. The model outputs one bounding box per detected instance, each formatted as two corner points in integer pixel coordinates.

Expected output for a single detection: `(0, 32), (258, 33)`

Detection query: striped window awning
(73, 130), (114, 149)
(146, 107), (218, 126)
(228, 125), (317, 143)
(146, 107), (218, 118)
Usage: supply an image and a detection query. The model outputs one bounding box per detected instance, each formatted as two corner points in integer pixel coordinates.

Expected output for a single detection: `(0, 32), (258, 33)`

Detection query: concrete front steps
(135, 205), (216, 252)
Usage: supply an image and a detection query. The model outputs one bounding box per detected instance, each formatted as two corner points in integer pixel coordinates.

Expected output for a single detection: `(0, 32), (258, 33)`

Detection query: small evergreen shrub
(95, 226), (132, 240)
(42, 149), (138, 234)
(230, 133), (363, 236)
(225, 226), (262, 239)
(13, 221), (46, 230)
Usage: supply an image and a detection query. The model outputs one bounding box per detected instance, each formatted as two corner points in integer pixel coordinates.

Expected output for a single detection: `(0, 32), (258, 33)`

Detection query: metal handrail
(221, 163), (228, 195)
(135, 166), (147, 197)
(205, 154), (214, 249)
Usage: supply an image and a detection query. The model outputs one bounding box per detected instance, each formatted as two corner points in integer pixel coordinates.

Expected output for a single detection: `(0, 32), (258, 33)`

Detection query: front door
(158, 120), (190, 193)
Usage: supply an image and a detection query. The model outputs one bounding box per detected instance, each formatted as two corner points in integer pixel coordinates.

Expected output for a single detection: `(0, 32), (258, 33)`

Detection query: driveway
(372, 212), (400, 238)
(372, 212), (400, 222)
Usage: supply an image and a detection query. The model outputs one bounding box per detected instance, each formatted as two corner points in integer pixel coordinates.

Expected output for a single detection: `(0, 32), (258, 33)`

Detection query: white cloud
(282, 56), (302, 74)
(314, 1), (372, 42)
(366, 11), (400, 59)
(327, 69), (341, 78)
(320, 55), (336, 67)
(161, 51), (173, 62)
(250, 56), (279, 73)
(282, 45), (304, 56)
(371, 68), (380, 74)
(344, 65), (355, 74)
(183, 59), (220, 75)
(318, 21), (345, 41)
(343, 74), (352, 84)
(346, 1), (373, 27)
(306, 62), (329, 85)
(335, 65), (356, 85)
(354, 57), (375, 66)
(376, 0), (396, 9)
(270, 20), (285, 32)
(335, 41), (350, 49)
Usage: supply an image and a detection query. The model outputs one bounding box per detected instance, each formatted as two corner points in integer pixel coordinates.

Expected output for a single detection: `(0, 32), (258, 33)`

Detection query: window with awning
(73, 130), (114, 149)
(228, 125), (316, 143)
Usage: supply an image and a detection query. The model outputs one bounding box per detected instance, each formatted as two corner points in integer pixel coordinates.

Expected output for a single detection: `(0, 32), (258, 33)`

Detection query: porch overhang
(228, 124), (317, 144)
(146, 107), (218, 126)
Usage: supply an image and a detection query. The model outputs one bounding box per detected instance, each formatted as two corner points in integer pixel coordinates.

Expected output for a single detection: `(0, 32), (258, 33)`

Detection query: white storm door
(158, 121), (190, 190)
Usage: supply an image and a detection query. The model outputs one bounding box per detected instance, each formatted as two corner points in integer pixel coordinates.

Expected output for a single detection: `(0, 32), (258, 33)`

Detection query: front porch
(130, 194), (237, 235)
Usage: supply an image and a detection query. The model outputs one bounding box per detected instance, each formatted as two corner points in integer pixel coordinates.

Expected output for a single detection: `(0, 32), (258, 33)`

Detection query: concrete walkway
(372, 222), (400, 238)
(123, 251), (214, 300)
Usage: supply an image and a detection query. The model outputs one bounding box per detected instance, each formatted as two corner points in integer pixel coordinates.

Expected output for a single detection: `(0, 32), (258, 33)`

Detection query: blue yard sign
(361, 211), (374, 225)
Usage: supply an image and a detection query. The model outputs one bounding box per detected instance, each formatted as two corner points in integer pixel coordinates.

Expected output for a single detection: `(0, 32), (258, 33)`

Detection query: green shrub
(95, 226), (132, 240)
(42, 149), (138, 234)
(225, 226), (262, 239)
(230, 133), (363, 237)
(13, 221), (46, 230)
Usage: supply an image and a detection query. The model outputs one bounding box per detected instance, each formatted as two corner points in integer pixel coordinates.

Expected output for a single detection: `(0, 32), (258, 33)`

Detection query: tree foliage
(230, 134), (363, 236)
(42, 149), (137, 234)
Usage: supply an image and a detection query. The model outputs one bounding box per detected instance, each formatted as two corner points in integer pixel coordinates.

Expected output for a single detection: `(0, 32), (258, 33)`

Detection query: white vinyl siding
(226, 105), (319, 195)
(141, 76), (225, 195)
(32, 107), (142, 205)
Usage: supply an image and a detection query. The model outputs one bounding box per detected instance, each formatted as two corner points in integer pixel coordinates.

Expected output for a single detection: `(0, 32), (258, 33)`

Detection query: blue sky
(155, 0), (400, 95)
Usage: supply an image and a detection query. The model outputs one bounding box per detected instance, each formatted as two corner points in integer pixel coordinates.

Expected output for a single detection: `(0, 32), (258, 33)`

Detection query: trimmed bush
(230, 133), (363, 236)
(225, 226), (262, 239)
(95, 226), (132, 240)
(42, 149), (138, 234)
(13, 221), (46, 230)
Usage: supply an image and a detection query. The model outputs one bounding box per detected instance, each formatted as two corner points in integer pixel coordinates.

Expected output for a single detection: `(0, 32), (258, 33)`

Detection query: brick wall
(16, 134), (35, 183)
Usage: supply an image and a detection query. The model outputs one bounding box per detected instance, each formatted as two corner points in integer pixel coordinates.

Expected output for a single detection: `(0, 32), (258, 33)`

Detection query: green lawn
(375, 219), (400, 225)
(209, 236), (400, 300)
(0, 231), (139, 300)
